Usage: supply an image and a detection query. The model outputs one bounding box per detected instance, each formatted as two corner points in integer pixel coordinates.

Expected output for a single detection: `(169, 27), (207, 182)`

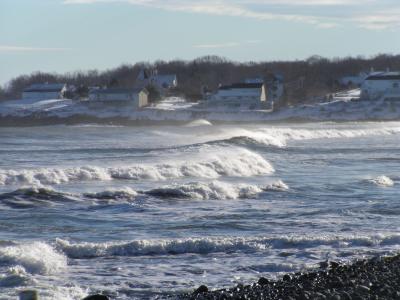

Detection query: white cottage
(22, 83), (67, 101)
(208, 83), (267, 108)
(89, 87), (149, 108)
(135, 69), (177, 94)
(361, 72), (400, 100)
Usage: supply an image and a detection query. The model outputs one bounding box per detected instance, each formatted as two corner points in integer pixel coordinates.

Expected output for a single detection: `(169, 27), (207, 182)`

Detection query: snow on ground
(0, 89), (400, 123)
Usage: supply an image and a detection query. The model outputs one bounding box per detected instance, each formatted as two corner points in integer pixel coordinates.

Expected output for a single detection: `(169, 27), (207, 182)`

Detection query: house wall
(361, 80), (400, 100)
(90, 93), (132, 101)
(138, 91), (148, 108)
(211, 88), (261, 101)
(22, 91), (61, 101)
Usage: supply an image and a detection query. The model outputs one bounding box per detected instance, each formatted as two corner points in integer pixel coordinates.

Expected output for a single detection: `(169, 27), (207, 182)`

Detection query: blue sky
(1, 0), (400, 85)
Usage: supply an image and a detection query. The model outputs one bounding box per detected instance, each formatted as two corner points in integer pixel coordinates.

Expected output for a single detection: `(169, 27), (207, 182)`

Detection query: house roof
(155, 74), (177, 85)
(365, 72), (400, 81)
(24, 83), (66, 93)
(219, 83), (264, 90)
(89, 87), (148, 95)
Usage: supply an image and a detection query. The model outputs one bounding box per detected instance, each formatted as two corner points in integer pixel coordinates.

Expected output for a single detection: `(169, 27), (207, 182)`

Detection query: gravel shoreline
(181, 254), (400, 300)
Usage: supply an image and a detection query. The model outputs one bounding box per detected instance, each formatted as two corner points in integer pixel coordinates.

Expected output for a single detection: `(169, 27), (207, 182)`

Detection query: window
(393, 82), (399, 88)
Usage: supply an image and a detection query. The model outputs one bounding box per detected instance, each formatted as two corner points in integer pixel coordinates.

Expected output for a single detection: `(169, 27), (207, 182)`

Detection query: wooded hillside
(2, 54), (400, 106)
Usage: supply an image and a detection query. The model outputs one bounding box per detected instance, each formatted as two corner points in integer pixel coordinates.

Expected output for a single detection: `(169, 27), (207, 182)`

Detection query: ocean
(0, 121), (399, 299)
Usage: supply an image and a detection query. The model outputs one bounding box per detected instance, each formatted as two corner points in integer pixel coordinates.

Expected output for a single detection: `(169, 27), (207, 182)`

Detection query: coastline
(181, 253), (400, 300)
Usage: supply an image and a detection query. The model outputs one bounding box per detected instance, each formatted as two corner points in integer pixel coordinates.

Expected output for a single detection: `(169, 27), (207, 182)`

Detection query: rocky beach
(182, 253), (400, 300)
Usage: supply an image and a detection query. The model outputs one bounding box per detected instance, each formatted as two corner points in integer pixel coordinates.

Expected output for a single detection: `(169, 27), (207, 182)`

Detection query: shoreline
(0, 114), (399, 127)
(181, 253), (400, 300)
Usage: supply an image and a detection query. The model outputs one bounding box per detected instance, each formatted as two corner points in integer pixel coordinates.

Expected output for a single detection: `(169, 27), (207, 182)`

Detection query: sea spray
(0, 241), (67, 275)
(55, 233), (400, 259)
(0, 147), (274, 186)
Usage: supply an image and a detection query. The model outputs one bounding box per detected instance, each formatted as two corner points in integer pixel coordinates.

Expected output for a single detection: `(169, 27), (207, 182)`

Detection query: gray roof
(24, 83), (66, 93)
(219, 83), (263, 90)
(89, 87), (148, 95)
(366, 72), (400, 81)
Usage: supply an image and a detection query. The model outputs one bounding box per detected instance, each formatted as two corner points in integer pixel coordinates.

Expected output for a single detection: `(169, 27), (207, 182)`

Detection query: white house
(208, 83), (267, 109)
(89, 87), (149, 108)
(361, 72), (400, 100)
(265, 74), (284, 106)
(154, 74), (178, 90)
(338, 72), (368, 87)
(22, 83), (67, 101)
(135, 68), (177, 94)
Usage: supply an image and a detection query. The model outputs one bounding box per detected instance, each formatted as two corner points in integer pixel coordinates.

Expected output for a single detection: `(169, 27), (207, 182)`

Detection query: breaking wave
(146, 180), (288, 200)
(0, 266), (31, 287)
(84, 187), (138, 201)
(0, 186), (77, 208)
(56, 233), (400, 259)
(0, 241), (67, 275)
(0, 148), (274, 186)
(184, 119), (213, 127)
(212, 126), (400, 148)
(368, 175), (395, 187)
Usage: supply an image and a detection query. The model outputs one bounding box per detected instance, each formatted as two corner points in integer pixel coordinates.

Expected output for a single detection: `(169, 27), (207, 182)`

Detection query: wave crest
(0, 148), (274, 186)
(56, 233), (400, 259)
(368, 175), (394, 187)
(0, 241), (67, 275)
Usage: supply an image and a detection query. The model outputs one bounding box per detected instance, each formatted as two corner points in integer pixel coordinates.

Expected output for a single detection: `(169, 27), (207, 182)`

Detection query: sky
(0, 0), (400, 85)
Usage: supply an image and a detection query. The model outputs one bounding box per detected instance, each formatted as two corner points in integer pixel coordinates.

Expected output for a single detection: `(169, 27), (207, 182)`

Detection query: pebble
(180, 253), (400, 300)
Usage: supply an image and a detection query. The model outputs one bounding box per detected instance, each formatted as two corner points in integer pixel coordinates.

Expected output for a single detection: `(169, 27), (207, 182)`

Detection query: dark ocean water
(0, 121), (399, 299)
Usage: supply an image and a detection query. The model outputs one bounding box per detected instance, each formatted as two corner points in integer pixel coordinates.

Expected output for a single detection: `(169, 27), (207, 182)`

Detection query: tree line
(1, 54), (400, 106)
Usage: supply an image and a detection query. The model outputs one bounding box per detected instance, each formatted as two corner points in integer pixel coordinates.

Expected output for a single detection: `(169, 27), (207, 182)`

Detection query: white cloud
(63, 0), (400, 30)
(0, 45), (71, 52)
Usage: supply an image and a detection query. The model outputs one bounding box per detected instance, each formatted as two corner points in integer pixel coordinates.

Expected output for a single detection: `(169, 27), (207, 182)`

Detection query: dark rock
(356, 285), (370, 295)
(330, 261), (340, 269)
(194, 285), (208, 295)
(257, 277), (269, 285)
(282, 274), (291, 282)
(82, 295), (109, 300)
(319, 260), (329, 269)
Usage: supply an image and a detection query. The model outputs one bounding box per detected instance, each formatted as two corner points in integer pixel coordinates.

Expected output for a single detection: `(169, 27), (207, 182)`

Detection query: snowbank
(1, 90), (400, 125)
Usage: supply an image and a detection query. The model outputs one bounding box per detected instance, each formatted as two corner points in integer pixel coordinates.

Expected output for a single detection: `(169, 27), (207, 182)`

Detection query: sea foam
(368, 175), (395, 187)
(0, 148), (274, 186)
(0, 241), (67, 275)
(214, 126), (400, 148)
(146, 181), (263, 200)
(56, 233), (400, 259)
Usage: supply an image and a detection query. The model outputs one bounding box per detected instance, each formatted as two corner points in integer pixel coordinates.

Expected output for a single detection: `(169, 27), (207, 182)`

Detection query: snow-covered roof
(24, 83), (66, 93)
(365, 72), (400, 81)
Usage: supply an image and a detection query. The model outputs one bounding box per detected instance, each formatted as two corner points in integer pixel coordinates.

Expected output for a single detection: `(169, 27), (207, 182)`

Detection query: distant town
(1, 55), (400, 114)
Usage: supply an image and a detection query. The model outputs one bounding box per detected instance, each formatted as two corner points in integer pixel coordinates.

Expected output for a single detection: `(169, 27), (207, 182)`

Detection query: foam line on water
(0, 147), (274, 186)
(55, 233), (400, 259)
(145, 180), (288, 200)
(0, 241), (67, 275)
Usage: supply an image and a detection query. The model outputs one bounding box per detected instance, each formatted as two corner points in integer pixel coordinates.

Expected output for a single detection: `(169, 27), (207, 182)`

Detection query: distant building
(338, 72), (368, 87)
(245, 77), (264, 84)
(135, 68), (178, 95)
(265, 74), (284, 107)
(22, 83), (67, 101)
(154, 74), (178, 90)
(89, 87), (149, 108)
(361, 72), (400, 100)
(208, 83), (267, 109)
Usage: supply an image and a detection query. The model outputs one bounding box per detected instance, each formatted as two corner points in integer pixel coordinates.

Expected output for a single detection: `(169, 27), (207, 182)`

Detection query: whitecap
(55, 233), (400, 259)
(146, 181), (263, 200)
(0, 241), (67, 275)
(0, 148), (274, 186)
(368, 175), (394, 187)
